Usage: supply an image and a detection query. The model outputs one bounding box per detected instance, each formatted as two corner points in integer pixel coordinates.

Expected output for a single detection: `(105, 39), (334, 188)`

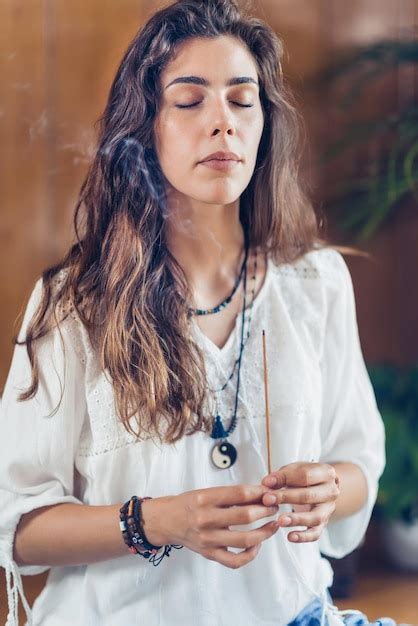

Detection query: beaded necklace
(210, 248), (257, 395)
(188, 244), (248, 317)
(209, 237), (258, 469)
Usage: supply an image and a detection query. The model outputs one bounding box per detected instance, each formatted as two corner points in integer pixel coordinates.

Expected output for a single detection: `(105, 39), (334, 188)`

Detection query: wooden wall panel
(37, 0), (150, 248)
(1, 1), (49, 382)
(0, 1), (150, 385)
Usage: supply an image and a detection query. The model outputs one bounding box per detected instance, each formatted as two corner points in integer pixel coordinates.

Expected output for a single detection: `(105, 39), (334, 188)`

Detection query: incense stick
(262, 329), (272, 475)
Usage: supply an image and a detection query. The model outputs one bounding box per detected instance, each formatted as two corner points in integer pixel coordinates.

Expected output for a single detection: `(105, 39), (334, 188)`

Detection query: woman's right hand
(140, 484), (280, 569)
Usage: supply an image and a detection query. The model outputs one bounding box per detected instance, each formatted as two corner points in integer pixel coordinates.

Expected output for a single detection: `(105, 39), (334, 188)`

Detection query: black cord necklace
(209, 248), (257, 395)
(209, 235), (252, 470)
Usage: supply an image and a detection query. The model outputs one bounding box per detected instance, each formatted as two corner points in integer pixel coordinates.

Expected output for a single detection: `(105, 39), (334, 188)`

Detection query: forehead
(160, 35), (259, 86)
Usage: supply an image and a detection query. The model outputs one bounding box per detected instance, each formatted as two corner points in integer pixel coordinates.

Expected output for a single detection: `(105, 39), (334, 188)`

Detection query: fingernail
(264, 476), (277, 487)
(290, 533), (300, 542)
(264, 494), (277, 505)
(280, 516), (292, 526)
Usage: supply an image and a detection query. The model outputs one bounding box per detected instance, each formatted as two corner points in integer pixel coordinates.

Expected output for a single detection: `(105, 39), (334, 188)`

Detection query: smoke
(107, 137), (216, 244)
(105, 135), (169, 210)
(58, 126), (97, 166)
(23, 117), (224, 249)
(28, 110), (49, 141)
(12, 82), (32, 91)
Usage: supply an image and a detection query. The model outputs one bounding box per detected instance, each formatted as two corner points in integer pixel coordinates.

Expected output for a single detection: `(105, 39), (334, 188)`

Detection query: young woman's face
(154, 35), (265, 208)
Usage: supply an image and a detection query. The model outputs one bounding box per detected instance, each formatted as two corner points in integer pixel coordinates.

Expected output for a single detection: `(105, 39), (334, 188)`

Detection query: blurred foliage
(367, 363), (418, 523)
(313, 39), (418, 241)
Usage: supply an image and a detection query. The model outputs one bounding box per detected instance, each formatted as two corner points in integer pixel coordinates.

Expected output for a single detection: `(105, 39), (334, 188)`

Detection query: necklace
(188, 244), (248, 317)
(209, 238), (258, 470)
(210, 247), (257, 395)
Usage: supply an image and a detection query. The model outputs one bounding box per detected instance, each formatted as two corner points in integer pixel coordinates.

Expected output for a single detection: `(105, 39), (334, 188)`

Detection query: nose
(209, 100), (236, 137)
(212, 122), (235, 137)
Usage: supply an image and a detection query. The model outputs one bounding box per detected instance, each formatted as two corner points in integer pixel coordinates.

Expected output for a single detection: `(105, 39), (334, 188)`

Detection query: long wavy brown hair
(15, 0), (356, 443)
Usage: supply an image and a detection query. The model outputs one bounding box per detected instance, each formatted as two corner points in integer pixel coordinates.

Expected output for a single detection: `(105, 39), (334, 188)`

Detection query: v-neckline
(192, 256), (273, 356)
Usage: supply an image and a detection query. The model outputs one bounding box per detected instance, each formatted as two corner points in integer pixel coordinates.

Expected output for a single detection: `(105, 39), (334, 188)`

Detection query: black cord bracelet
(119, 495), (184, 566)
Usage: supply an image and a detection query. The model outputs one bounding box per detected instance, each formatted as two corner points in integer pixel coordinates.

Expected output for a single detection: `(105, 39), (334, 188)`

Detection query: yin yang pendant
(210, 414), (238, 469)
(211, 440), (237, 469)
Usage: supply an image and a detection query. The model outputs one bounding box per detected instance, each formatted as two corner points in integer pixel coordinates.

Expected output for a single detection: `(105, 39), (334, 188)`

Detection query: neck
(164, 197), (246, 292)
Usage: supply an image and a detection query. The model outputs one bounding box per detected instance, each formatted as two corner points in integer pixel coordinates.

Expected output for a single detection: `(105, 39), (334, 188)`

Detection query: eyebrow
(164, 75), (259, 90)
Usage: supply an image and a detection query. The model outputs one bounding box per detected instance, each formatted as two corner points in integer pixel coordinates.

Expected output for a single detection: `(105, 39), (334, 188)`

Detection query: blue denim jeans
(288, 595), (398, 626)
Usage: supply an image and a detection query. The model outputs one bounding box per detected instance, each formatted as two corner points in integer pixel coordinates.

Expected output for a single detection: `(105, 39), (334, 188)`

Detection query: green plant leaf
(403, 141), (418, 198)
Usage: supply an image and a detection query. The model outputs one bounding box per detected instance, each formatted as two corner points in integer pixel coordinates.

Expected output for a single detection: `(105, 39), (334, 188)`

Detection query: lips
(200, 151), (241, 163)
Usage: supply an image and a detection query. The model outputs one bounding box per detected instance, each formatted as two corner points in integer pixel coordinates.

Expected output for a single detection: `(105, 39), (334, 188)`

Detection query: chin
(194, 183), (243, 205)
(200, 194), (241, 207)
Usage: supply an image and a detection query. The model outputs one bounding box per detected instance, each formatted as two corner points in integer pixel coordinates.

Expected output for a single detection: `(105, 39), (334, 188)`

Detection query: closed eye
(175, 101), (254, 109)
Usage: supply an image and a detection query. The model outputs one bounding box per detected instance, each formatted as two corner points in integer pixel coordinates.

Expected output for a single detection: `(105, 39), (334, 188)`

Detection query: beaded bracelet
(119, 495), (184, 566)
(119, 496), (161, 558)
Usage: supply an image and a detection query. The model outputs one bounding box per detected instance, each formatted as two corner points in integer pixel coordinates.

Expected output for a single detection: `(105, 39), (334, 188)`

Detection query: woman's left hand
(260, 462), (340, 543)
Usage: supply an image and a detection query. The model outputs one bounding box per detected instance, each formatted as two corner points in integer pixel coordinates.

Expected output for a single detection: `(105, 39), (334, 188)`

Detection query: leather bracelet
(119, 495), (184, 566)
(132, 496), (163, 552)
(119, 496), (161, 558)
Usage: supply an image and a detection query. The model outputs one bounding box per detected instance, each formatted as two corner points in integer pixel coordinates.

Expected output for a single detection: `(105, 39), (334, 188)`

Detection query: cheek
(242, 116), (264, 164)
(158, 119), (197, 172)
(253, 116), (265, 149)
(154, 121), (201, 195)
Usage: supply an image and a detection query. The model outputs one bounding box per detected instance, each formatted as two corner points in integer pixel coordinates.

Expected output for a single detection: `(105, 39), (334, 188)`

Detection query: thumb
(261, 468), (287, 489)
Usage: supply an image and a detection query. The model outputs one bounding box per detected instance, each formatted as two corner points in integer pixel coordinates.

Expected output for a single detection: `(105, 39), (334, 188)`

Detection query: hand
(140, 485), (280, 569)
(260, 462), (340, 543)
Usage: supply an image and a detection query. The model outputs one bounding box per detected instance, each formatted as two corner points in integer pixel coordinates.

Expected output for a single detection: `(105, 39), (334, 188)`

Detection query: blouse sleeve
(0, 277), (87, 623)
(318, 251), (385, 559)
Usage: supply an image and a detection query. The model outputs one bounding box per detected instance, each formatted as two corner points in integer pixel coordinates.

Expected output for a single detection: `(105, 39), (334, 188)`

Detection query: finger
(287, 524), (325, 543)
(262, 463), (337, 489)
(207, 504), (279, 528)
(201, 520), (279, 549)
(277, 502), (335, 529)
(205, 543), (261, 569)
(292, 504), (312, 512)
(201, 484), (271, 507)
(262, 480), (339, 506)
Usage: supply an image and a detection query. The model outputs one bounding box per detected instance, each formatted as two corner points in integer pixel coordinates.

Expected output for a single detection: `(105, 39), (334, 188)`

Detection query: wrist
(329, 462), (367, 522)
(140, 495), (174, 547)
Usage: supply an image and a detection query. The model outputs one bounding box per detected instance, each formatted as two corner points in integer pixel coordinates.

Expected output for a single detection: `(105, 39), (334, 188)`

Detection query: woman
(0, 1), (395, 625)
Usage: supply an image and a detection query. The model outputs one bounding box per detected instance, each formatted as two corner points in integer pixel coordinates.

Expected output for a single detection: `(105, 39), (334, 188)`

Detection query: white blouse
(0, 247), (385, 626)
